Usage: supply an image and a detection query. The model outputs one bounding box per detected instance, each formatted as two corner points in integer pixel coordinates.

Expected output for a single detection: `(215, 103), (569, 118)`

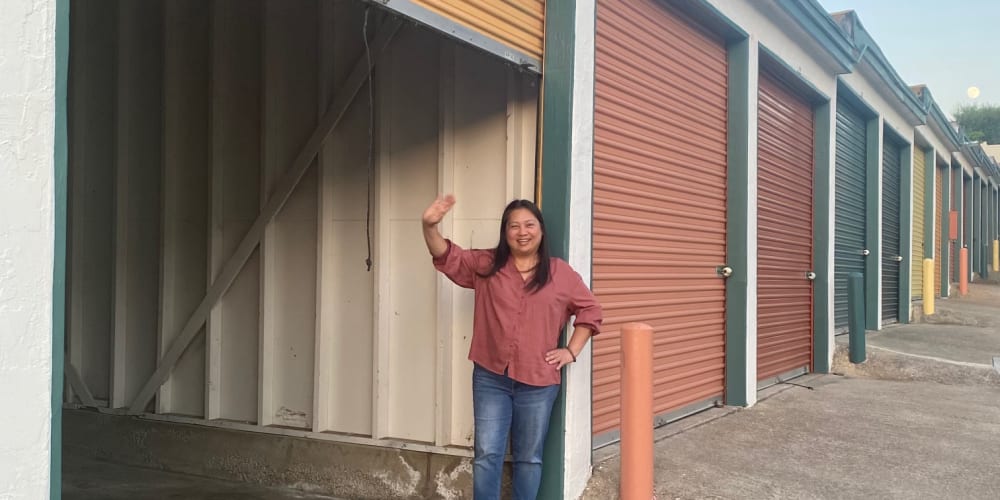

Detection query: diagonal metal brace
(65, 359), (98, 408)
(127, 18), (402, 415)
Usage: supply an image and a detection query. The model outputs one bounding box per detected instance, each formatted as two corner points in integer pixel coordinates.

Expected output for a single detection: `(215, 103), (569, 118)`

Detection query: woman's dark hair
(478, 199), (551, 292)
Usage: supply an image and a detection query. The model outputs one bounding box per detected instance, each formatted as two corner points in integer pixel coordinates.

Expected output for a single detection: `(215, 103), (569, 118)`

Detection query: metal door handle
(805, 271), (816, 280)
(861, 249), (870, 256)
(717, 265), (733, 278)
(895, 255), (903, 262)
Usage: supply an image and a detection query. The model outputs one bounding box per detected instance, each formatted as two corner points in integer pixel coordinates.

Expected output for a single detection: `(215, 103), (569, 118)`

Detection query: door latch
(861, 249), (870, 256)
(717, 265), (733, 278)
(895, 255), (903, 262)
(805, 271), (817, 280)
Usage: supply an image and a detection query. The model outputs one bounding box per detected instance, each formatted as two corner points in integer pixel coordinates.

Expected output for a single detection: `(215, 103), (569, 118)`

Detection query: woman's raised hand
(422, 194), (456, 227)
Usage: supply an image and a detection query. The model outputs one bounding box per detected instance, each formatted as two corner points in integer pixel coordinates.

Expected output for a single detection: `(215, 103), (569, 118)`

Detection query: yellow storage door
(911, 147), (925, 299)
(386, 1), (545, 71)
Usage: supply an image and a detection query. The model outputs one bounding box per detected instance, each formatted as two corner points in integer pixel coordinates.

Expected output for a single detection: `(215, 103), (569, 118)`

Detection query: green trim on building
(775, 0), (854, 72)
(52, 0), (70, 497)
(538, 0), (576, 496)
(923, 149), (935, 260)
(941, 160), (951, 298)
(813, 100), (832, 373)
(920, 87), (964, 150)
(724, 37), (750, 406)
(865, 118), (880, 330)
(833, 11), (925, 125)
(898, 143), (912, 323)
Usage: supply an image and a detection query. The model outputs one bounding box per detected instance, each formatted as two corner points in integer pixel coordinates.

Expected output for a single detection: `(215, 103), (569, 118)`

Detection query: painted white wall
(916, 125), (952, 166)
(0, 0), (56, 497)
(742, 38), (761, 406)
(565, 0), (596, 496)
(705, 0), (840, 99)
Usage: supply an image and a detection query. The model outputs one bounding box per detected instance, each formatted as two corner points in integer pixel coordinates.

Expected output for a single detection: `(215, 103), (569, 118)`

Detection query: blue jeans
(472, 364), (560, 500)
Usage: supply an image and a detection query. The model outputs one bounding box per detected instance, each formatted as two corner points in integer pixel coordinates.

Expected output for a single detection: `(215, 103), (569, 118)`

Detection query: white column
(0, 0), (56, 496)
(564, 0), (597, 496)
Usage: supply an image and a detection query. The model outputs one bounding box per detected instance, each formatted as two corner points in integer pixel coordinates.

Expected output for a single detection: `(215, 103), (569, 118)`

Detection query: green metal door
(982, 181), (990, 276)
(834, 102), (867, 329)
(881, 137), (903, 322)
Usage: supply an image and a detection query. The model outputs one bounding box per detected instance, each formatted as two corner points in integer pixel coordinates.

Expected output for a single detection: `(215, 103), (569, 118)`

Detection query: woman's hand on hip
(422, 194), (456, 227)
(545, 347), (575, 370)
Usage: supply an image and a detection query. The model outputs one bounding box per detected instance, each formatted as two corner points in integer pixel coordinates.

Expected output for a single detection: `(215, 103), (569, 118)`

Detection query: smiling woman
(421, 195), (603, 500)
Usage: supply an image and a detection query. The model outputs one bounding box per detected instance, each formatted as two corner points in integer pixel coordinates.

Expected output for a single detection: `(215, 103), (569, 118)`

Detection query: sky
(816, 0), (999, 118)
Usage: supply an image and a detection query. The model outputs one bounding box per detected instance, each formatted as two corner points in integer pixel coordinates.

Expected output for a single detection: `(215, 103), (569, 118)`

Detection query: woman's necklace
(514, 258), (538, 273)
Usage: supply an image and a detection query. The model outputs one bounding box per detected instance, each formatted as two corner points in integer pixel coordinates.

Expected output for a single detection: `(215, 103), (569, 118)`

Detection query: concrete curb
(832, 343), (1000, 386)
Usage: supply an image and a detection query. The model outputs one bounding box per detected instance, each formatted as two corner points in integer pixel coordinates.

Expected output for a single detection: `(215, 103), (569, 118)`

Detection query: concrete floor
(583, 375), (1000, 500)
(64, 458), (344, 500)
(63, 456), (344, 500)
(583, 282), (1000, 500)
(62, 282), (1000, 499)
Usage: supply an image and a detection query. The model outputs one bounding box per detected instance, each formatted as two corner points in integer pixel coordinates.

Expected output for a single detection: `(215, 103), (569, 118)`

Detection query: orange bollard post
(960, 247), (969, 296)
(620, 322), (654, 500)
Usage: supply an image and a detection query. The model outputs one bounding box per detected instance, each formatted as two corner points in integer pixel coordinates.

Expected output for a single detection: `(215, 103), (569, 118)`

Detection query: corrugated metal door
(881, 138), (903, 323)
(756, 70), (813, 381)
(592, 0), (728, 438)
(911, 148), (925, 299)
(982, 182), (989, 275)
(935, 166), (944, 297)
(406, 0), (544, 62)
(834, 102), (868, 329)
(953, 173), (961, 281)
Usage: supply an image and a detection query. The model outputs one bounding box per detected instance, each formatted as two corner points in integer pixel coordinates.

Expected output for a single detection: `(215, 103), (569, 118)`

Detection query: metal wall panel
(159, 0), (210, 417)
(409, 0), (544, 61)
(112, 0), (164, 409)
(378, 26), (441, 443)
(911, 148), (925, 299)
(592, 0), (728, 437)
(260, 0), (320, 429)
(756, 70), (814, 381)
(67, 0), (117, 404)
(833, 102), (868, 329)
(209, 0), (262, 424)
(881, 137), (903, 322)
(314, 0), (374, 435)
(935, 166), (944, 297)
(66, 0), (539, 451)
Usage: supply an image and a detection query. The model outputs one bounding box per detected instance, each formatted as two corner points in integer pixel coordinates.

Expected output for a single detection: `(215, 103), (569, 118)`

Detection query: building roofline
(831, 10), (926, 126)
(776, 0), (856, 73)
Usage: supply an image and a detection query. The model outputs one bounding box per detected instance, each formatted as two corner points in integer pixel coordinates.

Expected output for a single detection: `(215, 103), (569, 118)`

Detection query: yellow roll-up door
(388, 0), (545, 70)
(935, 166), (944, 297)
(912, 148), (925, 299)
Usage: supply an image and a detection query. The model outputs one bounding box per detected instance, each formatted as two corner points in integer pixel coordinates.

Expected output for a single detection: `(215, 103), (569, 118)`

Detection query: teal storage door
(833, 102), (867, 329)
(881, 137), (902, 322)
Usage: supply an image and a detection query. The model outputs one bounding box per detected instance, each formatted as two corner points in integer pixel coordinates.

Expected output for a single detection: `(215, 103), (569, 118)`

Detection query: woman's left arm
(564, 325), (594, 361)
(545, 265), (603, 369)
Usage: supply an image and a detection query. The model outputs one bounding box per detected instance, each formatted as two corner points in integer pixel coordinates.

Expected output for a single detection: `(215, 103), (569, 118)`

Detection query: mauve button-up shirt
(433, 240), (603, 387)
